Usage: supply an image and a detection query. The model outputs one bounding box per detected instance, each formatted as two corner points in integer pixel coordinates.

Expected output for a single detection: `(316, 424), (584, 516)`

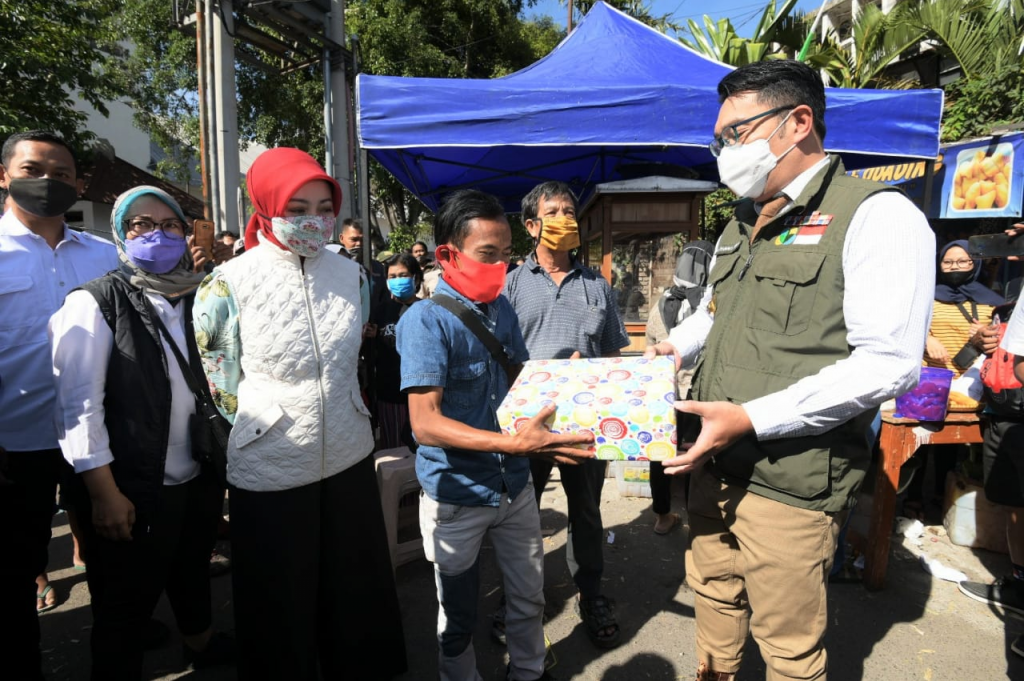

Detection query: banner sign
(847, 132), (1024, 219)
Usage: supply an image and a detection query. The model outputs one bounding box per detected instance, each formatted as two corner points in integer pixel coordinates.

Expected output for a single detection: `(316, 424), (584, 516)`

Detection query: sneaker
(958, 576), (1024, 616)
(1011, 635), (1024, 659)
(183, 631), (236, 670)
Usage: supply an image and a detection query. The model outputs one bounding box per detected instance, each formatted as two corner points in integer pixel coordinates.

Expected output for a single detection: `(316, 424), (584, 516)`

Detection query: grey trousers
(420, 485), (547, 681)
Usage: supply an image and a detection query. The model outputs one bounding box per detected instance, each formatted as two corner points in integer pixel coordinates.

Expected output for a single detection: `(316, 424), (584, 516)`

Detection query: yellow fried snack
(947, 391), (981, 412)
(951, 148), (1013, 212)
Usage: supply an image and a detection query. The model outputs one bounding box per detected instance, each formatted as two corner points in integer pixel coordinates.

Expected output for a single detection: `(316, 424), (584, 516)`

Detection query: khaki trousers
(686, 467), (842, 680)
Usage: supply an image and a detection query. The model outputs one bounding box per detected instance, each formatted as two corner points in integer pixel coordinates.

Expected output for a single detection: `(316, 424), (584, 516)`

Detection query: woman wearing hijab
(49, 186), (233, 679)
(926, 239), (1004, 373)
(366, 252), (423, 450)
(193, 148), (406, 680)
(904, 239), (1005, 520)
(644, 240), (713, 534)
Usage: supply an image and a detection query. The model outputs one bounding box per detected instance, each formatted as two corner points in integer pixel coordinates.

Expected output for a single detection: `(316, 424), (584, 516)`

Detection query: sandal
(654, 512), (681, 535)
(575, 595), (620, 649)
(901, 500), (926, 522)
(36, 584), (57, 614)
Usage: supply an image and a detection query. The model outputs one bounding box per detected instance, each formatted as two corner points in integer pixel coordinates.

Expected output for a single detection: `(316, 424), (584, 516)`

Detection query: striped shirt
(925, 299), (995, 375)
(504, 256), (629, 360)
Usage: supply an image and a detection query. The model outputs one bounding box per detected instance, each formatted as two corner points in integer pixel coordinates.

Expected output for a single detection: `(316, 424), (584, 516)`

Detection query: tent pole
(920, 159), (936, 214)
(568, 0), (573, 32)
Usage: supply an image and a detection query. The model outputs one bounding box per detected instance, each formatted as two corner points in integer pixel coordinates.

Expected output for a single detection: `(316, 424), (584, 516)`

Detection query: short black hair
(342, 218), (362, 232)
(216, 230), (238, 239)
(717, 60), (827, 142)
(411, 240), (428, 251)
(521, 181), (578, 222)
(384, 252), (424, 287)
(434, 189), (506, 249)
(2, 130), (77, 172)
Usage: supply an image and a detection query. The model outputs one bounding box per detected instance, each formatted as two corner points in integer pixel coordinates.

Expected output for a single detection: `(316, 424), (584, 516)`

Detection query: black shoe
(183, 632), (236, 670)
(491, 596), (507, 646)
(142, 619), (171, 651)
(506, 663), (555, 680)
(958, 576), (1024, 615)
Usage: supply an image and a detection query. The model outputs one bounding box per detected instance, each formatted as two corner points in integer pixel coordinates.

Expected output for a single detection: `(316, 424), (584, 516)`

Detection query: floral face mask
(269, 214), (336, 257)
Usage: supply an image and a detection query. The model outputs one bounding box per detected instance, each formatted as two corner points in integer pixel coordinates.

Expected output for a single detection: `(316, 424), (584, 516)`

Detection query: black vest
(74, 272), (204, 521)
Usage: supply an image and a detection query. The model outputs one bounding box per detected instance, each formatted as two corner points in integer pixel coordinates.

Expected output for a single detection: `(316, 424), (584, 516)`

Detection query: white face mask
(715, 111), (796, 199)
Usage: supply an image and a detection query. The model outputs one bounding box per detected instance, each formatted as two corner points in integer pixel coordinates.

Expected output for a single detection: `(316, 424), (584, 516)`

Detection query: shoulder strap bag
(151, 311), (230, 486)
(431, 294), (514, 381)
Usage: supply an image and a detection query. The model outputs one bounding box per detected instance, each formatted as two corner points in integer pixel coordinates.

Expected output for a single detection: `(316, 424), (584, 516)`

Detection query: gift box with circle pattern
(496, 357), (678, 461)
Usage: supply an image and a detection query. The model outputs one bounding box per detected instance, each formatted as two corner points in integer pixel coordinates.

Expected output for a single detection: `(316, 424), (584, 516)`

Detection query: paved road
(38, 471), (1024, 680)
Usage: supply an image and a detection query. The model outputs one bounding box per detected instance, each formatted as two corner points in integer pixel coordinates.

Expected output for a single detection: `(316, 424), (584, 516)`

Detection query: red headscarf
(244, 147), (343, 251)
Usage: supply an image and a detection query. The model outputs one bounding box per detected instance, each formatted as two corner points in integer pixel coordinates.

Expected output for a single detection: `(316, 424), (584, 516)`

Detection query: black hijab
(934, 239), (1004, 306)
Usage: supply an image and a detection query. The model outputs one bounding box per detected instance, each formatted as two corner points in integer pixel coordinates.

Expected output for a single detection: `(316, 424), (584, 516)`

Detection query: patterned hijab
(110, 186), (207, 299)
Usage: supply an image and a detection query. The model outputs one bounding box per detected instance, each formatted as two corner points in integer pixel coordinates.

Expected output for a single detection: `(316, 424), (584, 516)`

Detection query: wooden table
(864, 410), (983, 590)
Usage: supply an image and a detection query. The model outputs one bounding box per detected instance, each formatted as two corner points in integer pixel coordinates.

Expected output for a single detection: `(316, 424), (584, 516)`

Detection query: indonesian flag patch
(774, 211), (834, 246)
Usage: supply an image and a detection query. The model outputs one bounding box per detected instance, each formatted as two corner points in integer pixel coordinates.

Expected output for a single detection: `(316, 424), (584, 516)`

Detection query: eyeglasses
(709, 105), (796, 157)
(941, 258), (975, 269)
(125, 217), (187, 240)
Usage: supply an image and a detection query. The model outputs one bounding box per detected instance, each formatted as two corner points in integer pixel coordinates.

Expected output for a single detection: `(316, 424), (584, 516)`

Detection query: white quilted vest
(217, 239), (373, 492)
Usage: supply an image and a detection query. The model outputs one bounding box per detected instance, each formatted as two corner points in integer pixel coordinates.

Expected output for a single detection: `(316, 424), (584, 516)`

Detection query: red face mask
(435, 246), (507, 303)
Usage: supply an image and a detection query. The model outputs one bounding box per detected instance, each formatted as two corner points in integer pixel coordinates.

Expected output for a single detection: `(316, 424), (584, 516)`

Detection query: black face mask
(6, 177), (78, 218)
(416, 254), (430, 266)
(939, 270), (974, 287)
(347, 247), (363, 260)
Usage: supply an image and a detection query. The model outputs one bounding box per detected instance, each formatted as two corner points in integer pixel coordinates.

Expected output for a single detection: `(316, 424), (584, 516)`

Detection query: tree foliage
(347, 0), (564, 233)
(0, 0), (121, 153)
(559, 0), (681, 33)
(941, 64), (1024, 142)
(805, 3), (926, 89)
(902, 0), (1023, 82)
(681, 0), (805, 66)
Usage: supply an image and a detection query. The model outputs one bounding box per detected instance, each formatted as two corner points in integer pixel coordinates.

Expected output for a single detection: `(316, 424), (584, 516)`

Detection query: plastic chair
(373, 447), (425, 571)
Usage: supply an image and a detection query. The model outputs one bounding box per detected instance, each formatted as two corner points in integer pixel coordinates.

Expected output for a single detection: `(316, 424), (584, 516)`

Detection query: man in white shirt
(0, 130), (118, 680)
(645, 61), (935, 681)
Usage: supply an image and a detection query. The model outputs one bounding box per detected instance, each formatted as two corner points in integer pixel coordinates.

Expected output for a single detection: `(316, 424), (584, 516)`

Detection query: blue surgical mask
(386, 277), (416, 300)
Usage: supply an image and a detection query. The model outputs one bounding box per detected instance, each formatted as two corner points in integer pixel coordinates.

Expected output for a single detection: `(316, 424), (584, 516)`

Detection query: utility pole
(196, 1), (211, 221)
(213, 0), (241, 235)
(328, 0), (353, 221)
(568, 0), (573, 32)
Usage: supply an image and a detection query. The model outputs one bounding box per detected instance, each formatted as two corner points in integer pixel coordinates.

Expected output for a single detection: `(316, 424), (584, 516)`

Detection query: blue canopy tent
(356, 2), (944, 213)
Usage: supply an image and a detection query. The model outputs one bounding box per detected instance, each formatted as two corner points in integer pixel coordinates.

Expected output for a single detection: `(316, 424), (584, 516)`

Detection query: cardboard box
(496, 357), (678, 461)
(614, 460), (653, 498)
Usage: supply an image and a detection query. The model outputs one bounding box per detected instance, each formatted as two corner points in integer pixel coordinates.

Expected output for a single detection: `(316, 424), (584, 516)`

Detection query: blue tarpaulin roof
(356, 1), (944, 212)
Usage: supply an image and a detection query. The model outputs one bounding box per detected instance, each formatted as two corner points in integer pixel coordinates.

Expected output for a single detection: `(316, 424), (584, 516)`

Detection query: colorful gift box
(496, 357), (678, 461)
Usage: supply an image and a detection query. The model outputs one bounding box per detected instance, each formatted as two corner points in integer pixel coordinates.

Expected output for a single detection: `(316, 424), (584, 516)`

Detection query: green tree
(0, 0), (122, 151)
(347, 0), (564, 232)
(805, 3), (926, 89)
(681, 0), (805, 66)
(901, 0), (1023, 82)
(559, 0), (681, 33)
(941, 63), (1024, 141)
(111, 0), (328, 184)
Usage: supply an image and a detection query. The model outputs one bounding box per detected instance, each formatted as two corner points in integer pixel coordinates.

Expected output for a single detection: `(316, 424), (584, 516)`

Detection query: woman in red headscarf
(193, 148), (406, 680)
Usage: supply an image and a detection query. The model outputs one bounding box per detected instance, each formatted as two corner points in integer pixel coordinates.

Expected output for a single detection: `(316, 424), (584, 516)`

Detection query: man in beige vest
(646, 60), (935, 680)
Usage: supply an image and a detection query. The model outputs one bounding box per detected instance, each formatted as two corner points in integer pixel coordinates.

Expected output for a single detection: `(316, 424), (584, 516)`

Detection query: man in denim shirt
(397, 190), (593, 681)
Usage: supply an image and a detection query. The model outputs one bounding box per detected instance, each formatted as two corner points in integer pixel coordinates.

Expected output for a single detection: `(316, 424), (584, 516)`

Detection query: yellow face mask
(537, 215), (580, 252)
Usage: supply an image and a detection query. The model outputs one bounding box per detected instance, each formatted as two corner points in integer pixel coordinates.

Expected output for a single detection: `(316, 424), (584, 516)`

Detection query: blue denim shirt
(397, 278), (530, 507)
